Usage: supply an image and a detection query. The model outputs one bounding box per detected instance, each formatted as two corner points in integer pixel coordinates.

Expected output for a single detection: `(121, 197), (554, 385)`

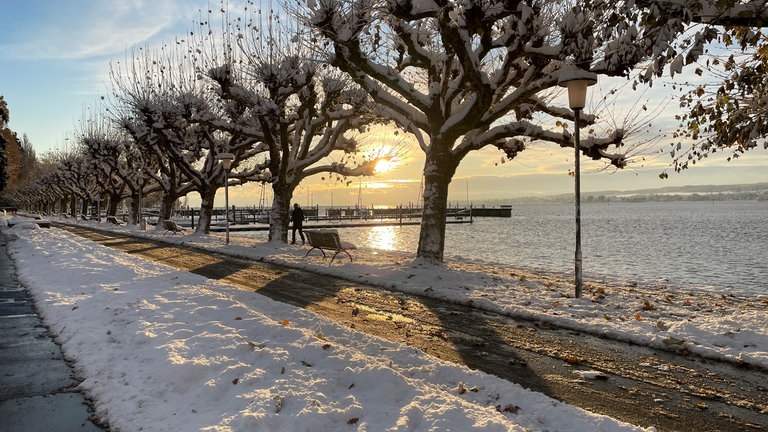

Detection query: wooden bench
(162, 220), (185, 235)
(106, 215), (124, 226)
(304, 230), (353, 263)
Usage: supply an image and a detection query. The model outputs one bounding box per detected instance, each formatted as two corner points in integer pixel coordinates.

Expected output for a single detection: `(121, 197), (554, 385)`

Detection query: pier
(208, 218), (472, 232)
(176, 204), (511, 231)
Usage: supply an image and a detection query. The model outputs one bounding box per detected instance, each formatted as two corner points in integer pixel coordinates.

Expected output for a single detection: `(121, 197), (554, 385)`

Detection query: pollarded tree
(119, 114), (192, 227)
(75, 110), (145, 220)
(308, 0), (725, 262)
(110, 43), (266, 234)
(46, 151), (101, 217)
(9, 152), (60, 213)
(204, 5), (384, 243)
(16, 169), (65, 214)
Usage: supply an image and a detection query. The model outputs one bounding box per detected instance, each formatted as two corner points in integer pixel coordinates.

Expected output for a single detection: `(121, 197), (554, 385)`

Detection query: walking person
(291, 203), (305, 244)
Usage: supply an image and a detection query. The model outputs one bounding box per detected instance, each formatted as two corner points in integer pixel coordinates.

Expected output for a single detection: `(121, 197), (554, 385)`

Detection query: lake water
(240, 201), (768, 294)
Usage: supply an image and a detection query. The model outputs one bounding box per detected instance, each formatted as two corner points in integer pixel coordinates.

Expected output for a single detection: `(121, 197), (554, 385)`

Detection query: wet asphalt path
(0, 233), (106, 431)
(58, 224), (768, 431)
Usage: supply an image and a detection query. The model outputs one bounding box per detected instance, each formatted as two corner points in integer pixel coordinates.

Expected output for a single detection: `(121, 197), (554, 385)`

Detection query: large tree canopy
(665, 2), (768, 172)
(202, 6), (385, 242)
(308, 0), (720, 262)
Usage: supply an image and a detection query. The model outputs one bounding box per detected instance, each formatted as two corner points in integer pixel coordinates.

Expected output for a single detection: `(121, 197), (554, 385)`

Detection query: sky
(1, 0), (766, 208)
(5, 216), (767, 430)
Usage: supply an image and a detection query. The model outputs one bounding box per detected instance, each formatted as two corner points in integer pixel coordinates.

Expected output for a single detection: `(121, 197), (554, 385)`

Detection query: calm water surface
(242, 201), (768, 294)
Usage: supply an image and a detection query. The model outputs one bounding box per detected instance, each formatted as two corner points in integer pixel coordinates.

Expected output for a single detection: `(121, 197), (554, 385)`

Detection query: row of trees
(2, 0), (767, 262)
(6, 5), (390, 243)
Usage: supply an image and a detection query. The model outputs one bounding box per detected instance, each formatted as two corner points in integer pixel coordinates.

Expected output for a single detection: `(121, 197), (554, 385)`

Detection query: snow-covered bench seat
(304, 229), (353, 263)
(162, 220), (185, 235)
(106, 215), (124, 226)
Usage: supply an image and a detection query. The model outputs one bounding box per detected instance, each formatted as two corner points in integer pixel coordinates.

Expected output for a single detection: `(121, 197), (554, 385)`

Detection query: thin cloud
(1, 0), (188, 60)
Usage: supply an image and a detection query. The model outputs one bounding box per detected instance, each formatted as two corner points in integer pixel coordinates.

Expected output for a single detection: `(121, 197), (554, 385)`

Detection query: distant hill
(497, 182), (768, 204)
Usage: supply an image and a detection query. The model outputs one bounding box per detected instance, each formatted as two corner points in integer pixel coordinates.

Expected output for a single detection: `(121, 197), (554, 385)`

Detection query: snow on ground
(4, 217), (768, 431)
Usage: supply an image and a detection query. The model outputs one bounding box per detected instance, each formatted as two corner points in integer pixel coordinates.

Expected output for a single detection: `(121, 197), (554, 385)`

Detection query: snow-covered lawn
(4, 218), (767, 431)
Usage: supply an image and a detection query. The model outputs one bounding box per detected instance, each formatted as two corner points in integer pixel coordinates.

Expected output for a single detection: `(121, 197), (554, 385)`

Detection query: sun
(374, 158), (398, 173)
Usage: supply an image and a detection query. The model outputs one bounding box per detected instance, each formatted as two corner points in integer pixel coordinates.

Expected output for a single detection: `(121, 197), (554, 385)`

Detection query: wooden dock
(209, 218), (473, 232)
(184, 205), (511, 231)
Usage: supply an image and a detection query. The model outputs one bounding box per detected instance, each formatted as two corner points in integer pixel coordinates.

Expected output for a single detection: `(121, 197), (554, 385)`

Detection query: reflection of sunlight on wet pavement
(366, 226), (397, 251)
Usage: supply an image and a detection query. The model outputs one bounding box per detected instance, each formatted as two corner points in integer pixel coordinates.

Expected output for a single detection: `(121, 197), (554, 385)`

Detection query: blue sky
(1, 0), (195, 150)
(1, 1), (766, 207)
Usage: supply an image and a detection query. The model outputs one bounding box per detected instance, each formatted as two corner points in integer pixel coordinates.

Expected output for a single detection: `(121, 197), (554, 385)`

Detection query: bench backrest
(163, 220), (178, 230)
(306, 230), (341, 249)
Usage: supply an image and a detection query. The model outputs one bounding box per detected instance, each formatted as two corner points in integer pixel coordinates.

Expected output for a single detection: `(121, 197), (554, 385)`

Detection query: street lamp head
(216, 152), (235, 170)
(558, 67), (598, 110)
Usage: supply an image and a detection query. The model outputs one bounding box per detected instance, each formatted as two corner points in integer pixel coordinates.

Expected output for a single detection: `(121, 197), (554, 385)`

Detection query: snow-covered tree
(204, 5), (384, 242)
(110, 42), (266, 234)
(75, 110), (143, 220)
(7, 152), (61, 213)
(308, 0), (723, 262)
(46, 151), (101, 217)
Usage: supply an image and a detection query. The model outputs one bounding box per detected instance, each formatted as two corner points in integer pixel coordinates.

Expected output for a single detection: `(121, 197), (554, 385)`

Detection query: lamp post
(216, 153), (235, 244)
(558, 68), (597, 298)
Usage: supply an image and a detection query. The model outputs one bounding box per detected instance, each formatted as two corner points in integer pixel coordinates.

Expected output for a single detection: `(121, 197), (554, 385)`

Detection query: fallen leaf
(496, 404), (520, 414)
(564, 355), (580, 364)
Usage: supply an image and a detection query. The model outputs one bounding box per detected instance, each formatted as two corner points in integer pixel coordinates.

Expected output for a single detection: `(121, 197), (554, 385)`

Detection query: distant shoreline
(481, 182), (768, 205)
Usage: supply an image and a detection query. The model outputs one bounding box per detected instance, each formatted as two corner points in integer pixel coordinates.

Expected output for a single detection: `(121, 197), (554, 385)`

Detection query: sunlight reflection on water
(366, 226), (398, 251)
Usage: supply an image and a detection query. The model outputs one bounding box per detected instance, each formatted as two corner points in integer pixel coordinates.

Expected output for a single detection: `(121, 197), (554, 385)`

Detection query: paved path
(0, 233), (106, 432)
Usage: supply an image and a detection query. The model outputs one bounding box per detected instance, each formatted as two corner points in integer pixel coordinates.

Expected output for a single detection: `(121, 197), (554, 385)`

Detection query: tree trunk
(156, 191), (179, 232)
(196, 186), (217, 235)
(268, 183), (293, 243)
(416, 147), (458, 262)
(106, 192), (120, 217)
(80, 197), (89, 217)
(130, 193), (140, 225)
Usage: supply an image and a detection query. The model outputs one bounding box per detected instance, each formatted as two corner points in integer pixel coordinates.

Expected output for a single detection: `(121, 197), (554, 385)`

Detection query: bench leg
(305, 247), (326, 259)
(330, 249), (353, 263)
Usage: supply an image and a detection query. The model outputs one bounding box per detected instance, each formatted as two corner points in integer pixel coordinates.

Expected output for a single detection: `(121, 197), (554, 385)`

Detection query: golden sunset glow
(374, 158), (398, 173)
(365, 181), (392, 190)
(366, 226), (397, 250)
